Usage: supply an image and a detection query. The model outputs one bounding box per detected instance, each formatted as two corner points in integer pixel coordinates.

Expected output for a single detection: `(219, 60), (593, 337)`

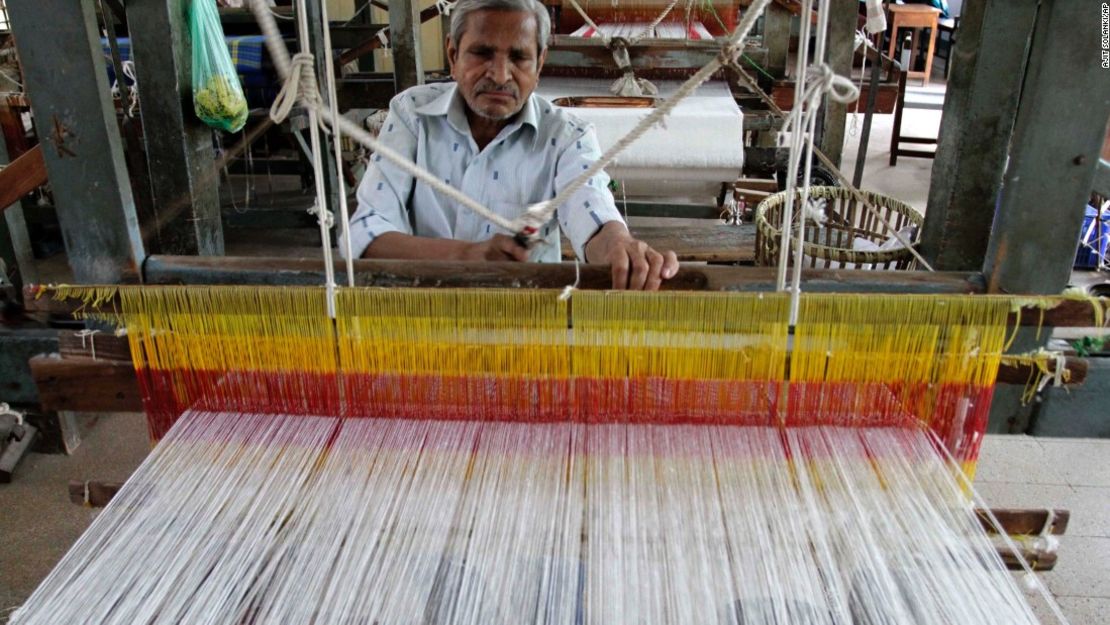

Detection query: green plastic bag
(190, 0), (248, 132)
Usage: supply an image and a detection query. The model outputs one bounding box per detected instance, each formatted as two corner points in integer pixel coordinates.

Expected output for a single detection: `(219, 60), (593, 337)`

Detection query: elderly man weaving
(341, 0), (680, 290)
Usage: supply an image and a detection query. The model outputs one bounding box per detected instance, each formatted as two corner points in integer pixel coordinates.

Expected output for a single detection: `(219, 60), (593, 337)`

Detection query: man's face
(447, 9), (547, 122)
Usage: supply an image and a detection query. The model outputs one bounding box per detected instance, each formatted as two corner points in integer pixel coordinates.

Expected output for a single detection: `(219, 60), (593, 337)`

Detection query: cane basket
(755, 186), (924, 270)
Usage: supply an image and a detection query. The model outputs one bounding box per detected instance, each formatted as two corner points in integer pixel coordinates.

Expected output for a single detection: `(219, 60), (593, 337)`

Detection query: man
(340, 0), (679, 290)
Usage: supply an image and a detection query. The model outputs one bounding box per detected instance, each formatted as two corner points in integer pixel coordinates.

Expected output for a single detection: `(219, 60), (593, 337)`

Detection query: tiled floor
(976, 435), (1110, 624)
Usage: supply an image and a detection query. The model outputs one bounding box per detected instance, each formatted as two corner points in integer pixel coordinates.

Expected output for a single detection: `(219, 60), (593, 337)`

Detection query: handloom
(8, 0), (1075, 621)
(11, 285), (1066, 624)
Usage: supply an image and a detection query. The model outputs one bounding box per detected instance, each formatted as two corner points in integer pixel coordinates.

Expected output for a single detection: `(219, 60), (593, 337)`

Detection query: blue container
(1075, 204), (1110, 269)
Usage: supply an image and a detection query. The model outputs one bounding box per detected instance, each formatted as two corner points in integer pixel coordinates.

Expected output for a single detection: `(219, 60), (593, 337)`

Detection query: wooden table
(887, 4), (941, 86)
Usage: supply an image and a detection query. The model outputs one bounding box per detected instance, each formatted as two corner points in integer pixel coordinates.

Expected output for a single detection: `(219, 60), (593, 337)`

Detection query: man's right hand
(457, 234), (530, 262)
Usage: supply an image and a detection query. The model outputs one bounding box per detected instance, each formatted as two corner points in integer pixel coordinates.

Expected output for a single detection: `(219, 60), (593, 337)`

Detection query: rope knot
(308, 202), (335, 229)
(608, 37), (633, 70)
(515, 202), (551, 241)
(778, 64), (859, 145)
(718, 41), (744, 66)
(270, 52), (325, 126)
(805, 63), (859, 104)
(607, 37), (657, 97)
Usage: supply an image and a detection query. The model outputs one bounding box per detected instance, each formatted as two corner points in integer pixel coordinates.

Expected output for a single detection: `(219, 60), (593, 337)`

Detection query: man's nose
(487, 55), (512, 85)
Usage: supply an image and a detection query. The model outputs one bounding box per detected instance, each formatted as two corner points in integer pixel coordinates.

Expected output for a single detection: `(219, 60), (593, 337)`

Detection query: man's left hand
(584, 222), (679, 291)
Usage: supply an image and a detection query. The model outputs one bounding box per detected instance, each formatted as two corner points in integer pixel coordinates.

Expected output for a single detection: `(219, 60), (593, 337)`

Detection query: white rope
(566, 0), (681, 96)
(250, 0), (518, 235)
(289, 0), (337, 316)
(268, 52), (325, 128)
(251, 0), (773, 244)
(850, 30), (873, 137)
(76, 329), (100, 360)
(774, 0), (814, 299)
(778, 64), (860, 143)
(518, 0), (774, 235)
(377, 28), (391, 57)
(558, 257), (581, 301)
(434, 0), (456, 16)
(319, 0), (356, 287)
(788, 0), (851, 325)
(0, 402), (23, 427)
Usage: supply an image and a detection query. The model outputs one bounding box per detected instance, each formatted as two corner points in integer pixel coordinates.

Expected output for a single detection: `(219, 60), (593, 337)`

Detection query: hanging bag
(190, 0), (248, 132)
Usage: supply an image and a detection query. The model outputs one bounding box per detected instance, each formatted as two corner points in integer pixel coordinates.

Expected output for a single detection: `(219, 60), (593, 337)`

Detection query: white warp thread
(12, 412), (1050, 625)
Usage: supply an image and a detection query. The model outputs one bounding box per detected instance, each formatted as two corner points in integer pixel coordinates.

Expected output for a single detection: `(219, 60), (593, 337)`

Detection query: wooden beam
(774, 80), (898, 115)
(977, 508), (1070, 536)
(128, 0), (224, 256)
(0, 129), (38, 291)
(544, 37), (765, 81)
(996, 356), (1087, 386)
(977, 507), (1070, 571)
(138, 256), (988, 294)
(921, 0), (1038, 271)
(68, 480), (124, 507)
(388, 0), (423, 92)
(139, 117), (274, 245)
(818, 0), (857, 168)
(560, 224), (756, 263)
(15, 257), (982, 309)
(983, 0), (1110, 295)
(762, 2), (791, 77)
(58, 330), (132, 362)
(22, 258), (1105, 327)
(6, 0), (146, 283)
(0, 144), (46, 211)
(29, 354), (144, 413)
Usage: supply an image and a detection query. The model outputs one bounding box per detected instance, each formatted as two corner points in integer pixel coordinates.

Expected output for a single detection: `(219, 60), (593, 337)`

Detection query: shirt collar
(414, 83), (541, 147)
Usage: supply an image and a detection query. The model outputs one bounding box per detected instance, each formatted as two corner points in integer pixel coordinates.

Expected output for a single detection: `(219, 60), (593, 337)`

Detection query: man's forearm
(364, 232), (473, 260)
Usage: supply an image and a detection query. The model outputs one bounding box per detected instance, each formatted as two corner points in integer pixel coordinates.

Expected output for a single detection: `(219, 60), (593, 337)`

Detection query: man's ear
(536, 46), (548, 75)
(446, 36), (458, 72)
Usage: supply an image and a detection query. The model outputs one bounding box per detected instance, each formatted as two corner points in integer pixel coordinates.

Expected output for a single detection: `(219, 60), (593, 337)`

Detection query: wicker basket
(754, 186), (924, 270)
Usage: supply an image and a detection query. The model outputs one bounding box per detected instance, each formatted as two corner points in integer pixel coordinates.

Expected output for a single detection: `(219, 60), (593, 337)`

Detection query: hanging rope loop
(807, 63), (860, 104)
(270, 52), (319, 123)
(778, 63), (858, 146)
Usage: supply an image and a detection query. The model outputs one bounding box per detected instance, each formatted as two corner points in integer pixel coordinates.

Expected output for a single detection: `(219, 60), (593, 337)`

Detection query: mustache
(475, 81), (519, 98)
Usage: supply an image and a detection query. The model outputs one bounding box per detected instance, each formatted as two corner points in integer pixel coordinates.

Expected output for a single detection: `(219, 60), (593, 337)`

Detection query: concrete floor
(2, 77), (1108, 624)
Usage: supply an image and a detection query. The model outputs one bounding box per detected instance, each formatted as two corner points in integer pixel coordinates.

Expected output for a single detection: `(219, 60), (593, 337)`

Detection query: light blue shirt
(340, 82), (624, 262)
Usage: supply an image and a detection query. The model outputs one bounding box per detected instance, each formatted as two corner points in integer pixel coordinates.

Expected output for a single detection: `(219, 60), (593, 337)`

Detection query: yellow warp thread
(337, 288), (569, 378)
(792, 294), (1010, 428)
(570, 291), (790, 381)
(49, 286), (1012, 428)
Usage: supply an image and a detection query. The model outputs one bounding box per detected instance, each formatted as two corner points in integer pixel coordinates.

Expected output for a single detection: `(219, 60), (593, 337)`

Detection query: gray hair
(449, 0), (551, 53)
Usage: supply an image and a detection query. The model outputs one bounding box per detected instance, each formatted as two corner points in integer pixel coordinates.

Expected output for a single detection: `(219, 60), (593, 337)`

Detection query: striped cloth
(100, 35), (268, 73)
